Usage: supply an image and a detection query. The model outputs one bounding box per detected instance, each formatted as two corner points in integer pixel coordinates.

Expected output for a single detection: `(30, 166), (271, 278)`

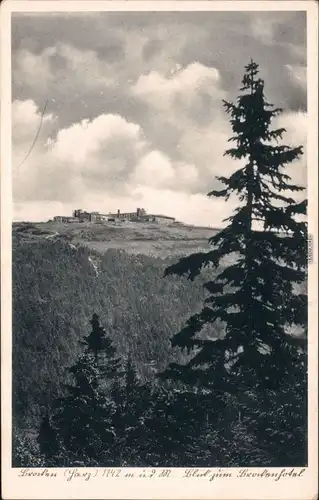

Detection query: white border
(1, 2), (318, 499)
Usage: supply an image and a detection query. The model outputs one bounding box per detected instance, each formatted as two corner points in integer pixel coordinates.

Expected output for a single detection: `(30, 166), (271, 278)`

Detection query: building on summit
(53, 208), (176, 225)
(151, 214), (176, 224)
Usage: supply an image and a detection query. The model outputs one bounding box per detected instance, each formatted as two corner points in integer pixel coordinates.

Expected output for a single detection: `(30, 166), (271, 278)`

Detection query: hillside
(12, 222), (222, 429)
(13, 220), (217, 257)
(12, 220), (306, 439)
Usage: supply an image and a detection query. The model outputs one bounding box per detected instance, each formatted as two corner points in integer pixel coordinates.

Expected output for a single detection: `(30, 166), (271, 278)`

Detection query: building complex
(53, 208), (176, 225)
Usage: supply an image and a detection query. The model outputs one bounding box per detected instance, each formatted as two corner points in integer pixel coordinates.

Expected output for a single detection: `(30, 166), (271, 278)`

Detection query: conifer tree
(38, 412), (59, 463)
(161, 60), (307, 396)
(81, 313), (122, 381)
(143, 387), (201, 466)
(49, 315), (123, 466)
(52, 352), (116, 465)
(111, 353), (152, 465)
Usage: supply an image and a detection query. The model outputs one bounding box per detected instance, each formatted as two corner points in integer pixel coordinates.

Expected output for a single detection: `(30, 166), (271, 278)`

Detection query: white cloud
(12, 98), (55, 147)
(130, 62), (232, 194)
(11, 13), (307, 228)
(250, 17), (275, 45)
(12, 98), (51, 129)
(14, 201), (76, 222)
(132, 150), (175, 188)
(284, 64), (307, 90)
(12, 97), (307, 227)
(12, 97), (233, 225)
(132, 63), (224, 114)
(276, 110), (307, 147)
(12, 98), (56, 184)
(12, 100), (147, 204)
(51, 114), (144, 165)
(13, 47), (56, 92)
(133, 62), (220, 97)
(274, 110), (307, 190)
(129, 186), (236, 227)
(13, 43), (115, 100)
(176, 161), (199, 187)
(131, 151), (200, 192)
(13, 189), (230, 228)
(56, 43), (114, 90)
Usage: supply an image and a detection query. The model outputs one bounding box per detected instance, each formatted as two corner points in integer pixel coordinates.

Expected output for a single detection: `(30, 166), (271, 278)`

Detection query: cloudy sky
(12, 10), (307, 225)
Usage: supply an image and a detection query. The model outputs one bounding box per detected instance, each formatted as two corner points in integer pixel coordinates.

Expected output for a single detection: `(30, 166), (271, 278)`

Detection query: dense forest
(12, 61), (307, 468)
(13, 239), (211, 428)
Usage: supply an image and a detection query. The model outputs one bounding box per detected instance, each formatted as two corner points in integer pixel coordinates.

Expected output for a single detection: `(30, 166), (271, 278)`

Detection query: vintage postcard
(1, 1), (318, 499)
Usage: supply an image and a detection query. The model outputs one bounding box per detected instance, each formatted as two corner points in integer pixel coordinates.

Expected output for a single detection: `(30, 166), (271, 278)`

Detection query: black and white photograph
(1, 1), (318, 499)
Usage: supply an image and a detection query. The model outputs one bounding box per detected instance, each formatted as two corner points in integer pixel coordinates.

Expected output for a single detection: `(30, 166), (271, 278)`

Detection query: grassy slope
(13, 220), (217, 257)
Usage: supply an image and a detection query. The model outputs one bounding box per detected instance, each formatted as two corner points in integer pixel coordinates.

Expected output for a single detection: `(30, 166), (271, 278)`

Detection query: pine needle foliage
(161, 60), (307, 393)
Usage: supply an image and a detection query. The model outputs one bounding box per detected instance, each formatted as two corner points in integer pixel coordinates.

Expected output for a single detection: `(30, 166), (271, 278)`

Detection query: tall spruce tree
(161, 60), (307, 396)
